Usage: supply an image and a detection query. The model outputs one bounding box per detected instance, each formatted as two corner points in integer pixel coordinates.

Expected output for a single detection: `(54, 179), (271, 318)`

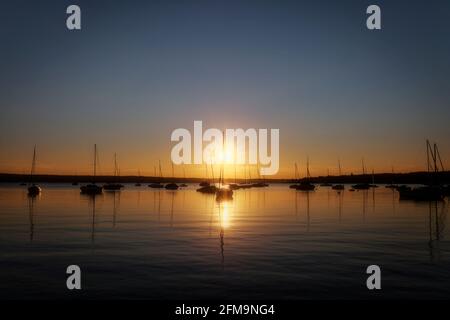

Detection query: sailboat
(398, 140), (444, 201)
(27, 145), (41, 196)
(149, 161), (164, 188)
(179, 166), (188, 187)
(289, 162), (300, 189)
(197, 161), (217, 194)
(228, 164), (240, 190)
(295, 157), (315, 191)
(352, 158), (371, 190)
(237, 164), (253, 189)
(165, 162), (179, 190)
(320, 168), (333, 187)
(80, 144), (103, 195)
(199, 163), (210, 187)
(135, 169), (142, 186)
(251, 164), (268, 187)
(385, 166), (398, 189)
(215, 158), (233, 201)
(165, 182), (179, 190)
(103, 153), (124, 191)
(331, 159), (345, 190)
(369, 169), (379, 188)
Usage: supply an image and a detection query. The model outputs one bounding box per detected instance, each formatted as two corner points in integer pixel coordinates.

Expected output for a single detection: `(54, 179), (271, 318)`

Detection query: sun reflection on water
(218, 200), (232, 229)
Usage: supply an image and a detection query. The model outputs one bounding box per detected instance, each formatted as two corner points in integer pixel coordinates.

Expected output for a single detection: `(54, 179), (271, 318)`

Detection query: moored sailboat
(398, 140), (444, 201)
(332, 159), (344, 190)
(320, 168), (333, 187)
(165, 162), (179, 190)
(135, 169), (142, 186)
(385, 166), (398, 189)
(80, 144), (103, 195)
(215, 161), (233, 201)
(352, 158), (370, 190)
(295, 158), (315, 191)
(289, 162), (300, 189)
(251, 164), (269, 187)
(197, 160), (217, 193)
(103, 153), (124, 191)
(149, 161), (164, 188)
(27, 145), (41, 196)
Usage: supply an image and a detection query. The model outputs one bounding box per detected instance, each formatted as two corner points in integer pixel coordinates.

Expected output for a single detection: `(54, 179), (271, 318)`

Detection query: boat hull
(216, 188), (233, 201)
(103, 183), (124, 191)
(149, 183), (164, 188)
(27, 185), (41, 196)
(80, 184), (103, 195)
(165, 183), (179, 190)
(196, 185), (217, 194)
(352, 183), (371, 190)
(320, 183), (332, 187)
(295, 183), (315, 191)
(398, 186), (444, 201)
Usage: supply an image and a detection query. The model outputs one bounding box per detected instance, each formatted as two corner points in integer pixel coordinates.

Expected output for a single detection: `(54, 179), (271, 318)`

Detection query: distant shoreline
(1, 171), (449, 185)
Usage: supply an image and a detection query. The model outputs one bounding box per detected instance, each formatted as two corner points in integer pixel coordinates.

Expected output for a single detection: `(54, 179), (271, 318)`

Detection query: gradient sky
(1, 0), (449, 178)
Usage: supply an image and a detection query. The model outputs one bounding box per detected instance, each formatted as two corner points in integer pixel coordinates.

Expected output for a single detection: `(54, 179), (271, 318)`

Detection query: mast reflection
(428, 201), (447, 263)
(217, 200), (233, 270)
(27, 194), (39, 242)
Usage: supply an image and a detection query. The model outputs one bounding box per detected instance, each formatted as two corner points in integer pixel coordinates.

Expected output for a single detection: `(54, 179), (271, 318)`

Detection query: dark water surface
(0, 184), (449, 299)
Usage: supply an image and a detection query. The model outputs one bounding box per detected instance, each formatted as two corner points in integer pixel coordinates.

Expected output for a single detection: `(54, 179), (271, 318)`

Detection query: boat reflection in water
(1, 184), (450, 300)
(428, 200), (447, 263)
(80, 144), (103, 195)
(216, 200), (233, 269)
(27, 194), (39, 242)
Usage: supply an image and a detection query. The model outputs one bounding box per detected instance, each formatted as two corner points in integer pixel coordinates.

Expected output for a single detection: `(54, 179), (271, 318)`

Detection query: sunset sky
(1, 0), (449, 178)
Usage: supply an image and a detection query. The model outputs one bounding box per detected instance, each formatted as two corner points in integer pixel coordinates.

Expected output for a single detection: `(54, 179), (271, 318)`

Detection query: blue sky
(1, 0), (449, 177)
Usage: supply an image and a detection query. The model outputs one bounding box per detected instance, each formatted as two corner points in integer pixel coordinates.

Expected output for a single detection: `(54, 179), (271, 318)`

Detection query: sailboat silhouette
(80, 144), (103, 195)
(27, 145), (41, 196)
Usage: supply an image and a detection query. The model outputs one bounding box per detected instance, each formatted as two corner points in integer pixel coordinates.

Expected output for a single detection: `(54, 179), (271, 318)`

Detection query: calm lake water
(0, 184), (449, 299)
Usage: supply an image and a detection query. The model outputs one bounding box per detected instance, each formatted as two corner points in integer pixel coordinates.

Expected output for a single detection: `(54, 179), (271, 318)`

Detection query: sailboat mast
(306, 157), (310, 180)
(391, 166), (394, 185)
(211, 160), (215, 185)
(221, 130), (225, 187)
(93, 144), (97, 183)
(30, 145), (36, 183)
(114, 153), (118, 177)
(219, 164), (222, 188)
(171, 162), (174, 180)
